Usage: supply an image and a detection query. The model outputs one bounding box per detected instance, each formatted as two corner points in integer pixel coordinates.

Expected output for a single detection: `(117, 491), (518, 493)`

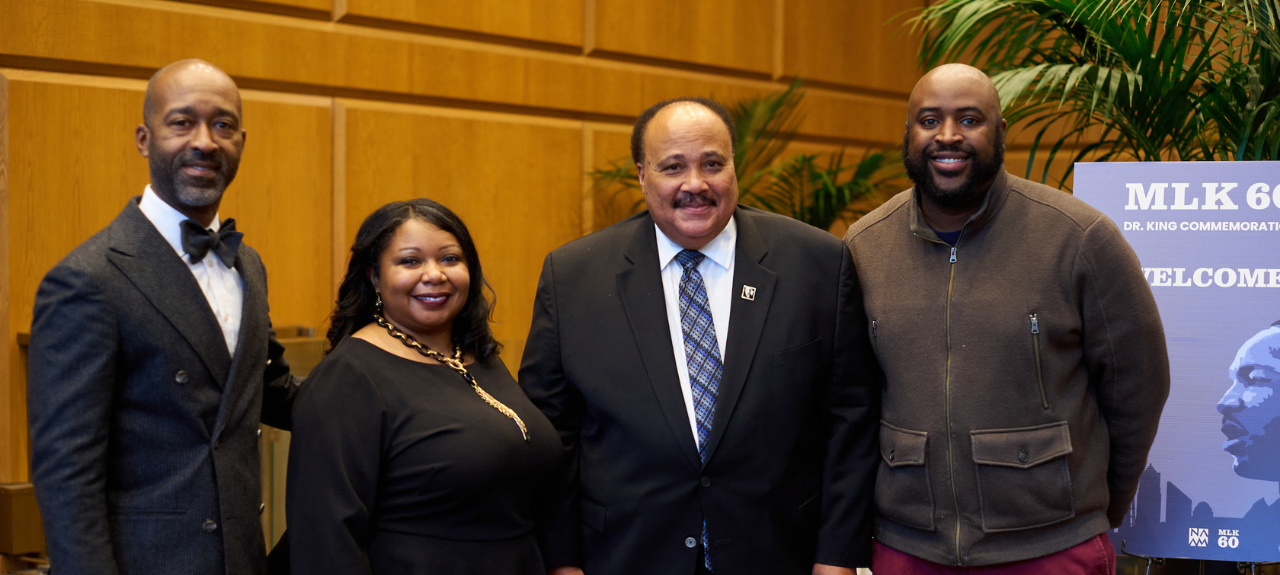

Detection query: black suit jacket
(519, 206), (880, 574)
(28, 198), (299, 575)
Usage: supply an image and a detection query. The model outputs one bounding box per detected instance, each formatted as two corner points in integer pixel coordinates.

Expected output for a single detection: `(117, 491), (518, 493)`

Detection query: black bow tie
(180, 218), (243, 268)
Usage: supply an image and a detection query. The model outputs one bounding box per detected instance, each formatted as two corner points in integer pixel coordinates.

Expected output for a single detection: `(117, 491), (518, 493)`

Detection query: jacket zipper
(915, 232), (965, 566)
(1030, 314), (1048, 409)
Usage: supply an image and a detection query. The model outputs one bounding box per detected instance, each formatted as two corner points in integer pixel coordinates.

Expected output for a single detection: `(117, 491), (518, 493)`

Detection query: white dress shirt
(656, 218), (736, 448)
(138, 186), (244, 355)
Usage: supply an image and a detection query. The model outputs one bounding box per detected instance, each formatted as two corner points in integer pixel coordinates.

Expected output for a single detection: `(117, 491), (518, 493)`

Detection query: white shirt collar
(656, 216), (737, 272)
(138, 185), (222, 260)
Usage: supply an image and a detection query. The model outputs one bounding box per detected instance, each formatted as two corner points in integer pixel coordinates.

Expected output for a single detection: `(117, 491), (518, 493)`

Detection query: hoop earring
(375, 292), (383, 313)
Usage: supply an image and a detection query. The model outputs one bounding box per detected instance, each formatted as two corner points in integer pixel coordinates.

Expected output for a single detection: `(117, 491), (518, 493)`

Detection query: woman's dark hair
(326, 198), (500, 360)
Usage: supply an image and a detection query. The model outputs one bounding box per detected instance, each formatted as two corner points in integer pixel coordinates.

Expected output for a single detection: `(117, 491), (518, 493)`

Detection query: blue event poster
(1074, 161), (1280, 563)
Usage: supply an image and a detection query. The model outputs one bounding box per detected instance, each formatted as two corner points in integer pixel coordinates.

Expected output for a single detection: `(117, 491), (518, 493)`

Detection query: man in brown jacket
(844, 64), (1170, 572)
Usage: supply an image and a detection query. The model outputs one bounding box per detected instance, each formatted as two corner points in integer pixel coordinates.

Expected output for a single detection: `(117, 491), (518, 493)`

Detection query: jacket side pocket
(875, 421), (934, 531)
(971, 421), (1074, 532)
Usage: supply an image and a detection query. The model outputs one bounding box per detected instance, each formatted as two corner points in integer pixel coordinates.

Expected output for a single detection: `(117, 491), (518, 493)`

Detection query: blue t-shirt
(932, 227), (962, 246)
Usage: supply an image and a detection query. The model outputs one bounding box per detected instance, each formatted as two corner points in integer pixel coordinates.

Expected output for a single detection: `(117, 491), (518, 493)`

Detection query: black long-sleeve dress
(286, 337), (561, 574)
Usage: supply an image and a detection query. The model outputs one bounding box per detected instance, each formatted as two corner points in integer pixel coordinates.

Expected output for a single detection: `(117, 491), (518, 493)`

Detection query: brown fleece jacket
(843, 170), (1169, 566)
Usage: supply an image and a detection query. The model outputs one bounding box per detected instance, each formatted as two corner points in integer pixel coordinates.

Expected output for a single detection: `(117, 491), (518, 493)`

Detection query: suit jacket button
(684, 537), (697, 548)
(175, 370), (189, 384)
(700, 477), (711, 488)
(202, 520), (218, 533)
(259, 503), (266, 515)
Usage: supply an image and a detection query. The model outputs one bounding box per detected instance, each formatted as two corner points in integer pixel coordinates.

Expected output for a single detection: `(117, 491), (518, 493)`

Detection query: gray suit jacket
(519, 206), (881, 574)
(28, 198), (299, 575)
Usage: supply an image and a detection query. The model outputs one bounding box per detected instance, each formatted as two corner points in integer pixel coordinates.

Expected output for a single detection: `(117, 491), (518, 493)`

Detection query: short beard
(902, 132), (1005, 212)
(149, 144), (238, 209)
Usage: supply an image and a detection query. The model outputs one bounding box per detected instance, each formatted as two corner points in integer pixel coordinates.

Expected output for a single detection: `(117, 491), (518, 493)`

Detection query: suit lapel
(211, 249), (264, 443)
(702, 208), (776, 466)
(107, 200), (232, 386)
(616, 218), (701, 472)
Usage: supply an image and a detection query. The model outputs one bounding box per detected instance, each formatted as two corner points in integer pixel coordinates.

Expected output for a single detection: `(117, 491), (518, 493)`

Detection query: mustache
(177, 149), (223, 169)
(925, 143), (976, 157)
(672, 192), (716, 208)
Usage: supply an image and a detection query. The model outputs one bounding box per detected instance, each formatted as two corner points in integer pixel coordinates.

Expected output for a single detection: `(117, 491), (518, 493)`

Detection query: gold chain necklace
(374, 313), (529, 442)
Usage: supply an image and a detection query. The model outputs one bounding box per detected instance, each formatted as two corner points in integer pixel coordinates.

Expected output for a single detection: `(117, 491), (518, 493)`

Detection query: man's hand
(548, 567), (584, 575)
(813, 564), (856, 575)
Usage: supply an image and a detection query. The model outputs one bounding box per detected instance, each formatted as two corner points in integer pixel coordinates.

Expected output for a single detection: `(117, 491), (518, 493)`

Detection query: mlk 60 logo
(1188, 528), (1241, 548)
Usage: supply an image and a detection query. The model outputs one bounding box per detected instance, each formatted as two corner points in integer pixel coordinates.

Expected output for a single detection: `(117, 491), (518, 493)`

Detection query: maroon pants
(871, 534), (1115, 575)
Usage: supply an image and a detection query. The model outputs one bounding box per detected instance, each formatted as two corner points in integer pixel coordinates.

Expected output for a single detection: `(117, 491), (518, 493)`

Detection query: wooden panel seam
(335, 98), (585, 128)
(582, 0), (596, 55)
(587, 50), (773, 82)
(581, 124), (593, 235)
(0, 68), (334, 109)
(0, 71), (14, 482)
(64, 0), (914, 100)
(0, 68), (918, 150)
(175, 0), (332, 21)
(331, 100), (347, 299)
(334, 14), (582, 54)
(771, 0), (784, 81)
(781, 76), (911, 100)
(0, 55), (912, 126)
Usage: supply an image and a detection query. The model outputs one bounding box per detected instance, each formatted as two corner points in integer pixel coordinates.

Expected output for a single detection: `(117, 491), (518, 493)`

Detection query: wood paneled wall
(0, 0), (929, 483)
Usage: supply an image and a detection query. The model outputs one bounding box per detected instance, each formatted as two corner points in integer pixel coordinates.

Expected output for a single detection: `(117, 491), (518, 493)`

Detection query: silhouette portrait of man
(1217, 320), (1280, 553)
(1219, 321), (1280, 481)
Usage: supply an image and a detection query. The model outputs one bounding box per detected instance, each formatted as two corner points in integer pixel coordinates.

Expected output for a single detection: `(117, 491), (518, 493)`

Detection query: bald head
(143, 59), (242, 128)
(908, 63), (1003, 125)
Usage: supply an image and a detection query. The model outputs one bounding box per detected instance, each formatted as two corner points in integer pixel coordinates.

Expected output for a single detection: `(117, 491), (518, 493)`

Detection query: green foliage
(730, 78), (808, 198)
(589, 80), (901, 230)
(750, 148), (903, 232)
(909, 0), (1280, 186)
(591, 159), (646, 216)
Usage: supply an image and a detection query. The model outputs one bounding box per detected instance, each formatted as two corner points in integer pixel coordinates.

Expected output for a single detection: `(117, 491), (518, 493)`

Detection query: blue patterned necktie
(675, 249), (722, 571)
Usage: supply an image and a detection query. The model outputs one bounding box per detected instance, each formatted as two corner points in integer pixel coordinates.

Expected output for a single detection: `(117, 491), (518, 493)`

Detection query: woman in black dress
(286, 199), (560, 574)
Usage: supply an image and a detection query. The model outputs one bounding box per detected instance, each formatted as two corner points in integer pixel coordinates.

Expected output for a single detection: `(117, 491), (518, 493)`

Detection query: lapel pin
(741, 285), (757, 301)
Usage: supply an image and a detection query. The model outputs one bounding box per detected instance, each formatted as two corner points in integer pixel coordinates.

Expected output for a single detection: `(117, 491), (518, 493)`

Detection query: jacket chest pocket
(875, 421), (935, 531)
(970, 421), (1074, 532)
(770, 338), (821, 392)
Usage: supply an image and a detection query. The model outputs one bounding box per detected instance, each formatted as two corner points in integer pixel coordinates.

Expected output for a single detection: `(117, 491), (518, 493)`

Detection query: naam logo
(1189, 528), (1210, 547)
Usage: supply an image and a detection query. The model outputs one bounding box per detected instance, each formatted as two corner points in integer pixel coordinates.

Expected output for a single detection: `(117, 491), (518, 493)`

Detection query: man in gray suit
(28, 59), (299, 575)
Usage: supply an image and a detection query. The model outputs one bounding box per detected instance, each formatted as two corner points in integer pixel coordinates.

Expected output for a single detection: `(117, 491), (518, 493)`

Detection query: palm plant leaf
(912, 0), (1280, 184)
(746, 148), (903, 231)
(731, 78), (807, 197)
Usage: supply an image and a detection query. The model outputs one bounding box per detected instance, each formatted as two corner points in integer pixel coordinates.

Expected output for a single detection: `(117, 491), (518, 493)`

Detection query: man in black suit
(520, 97), (880, 575)
(28, 59), (299, 575)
